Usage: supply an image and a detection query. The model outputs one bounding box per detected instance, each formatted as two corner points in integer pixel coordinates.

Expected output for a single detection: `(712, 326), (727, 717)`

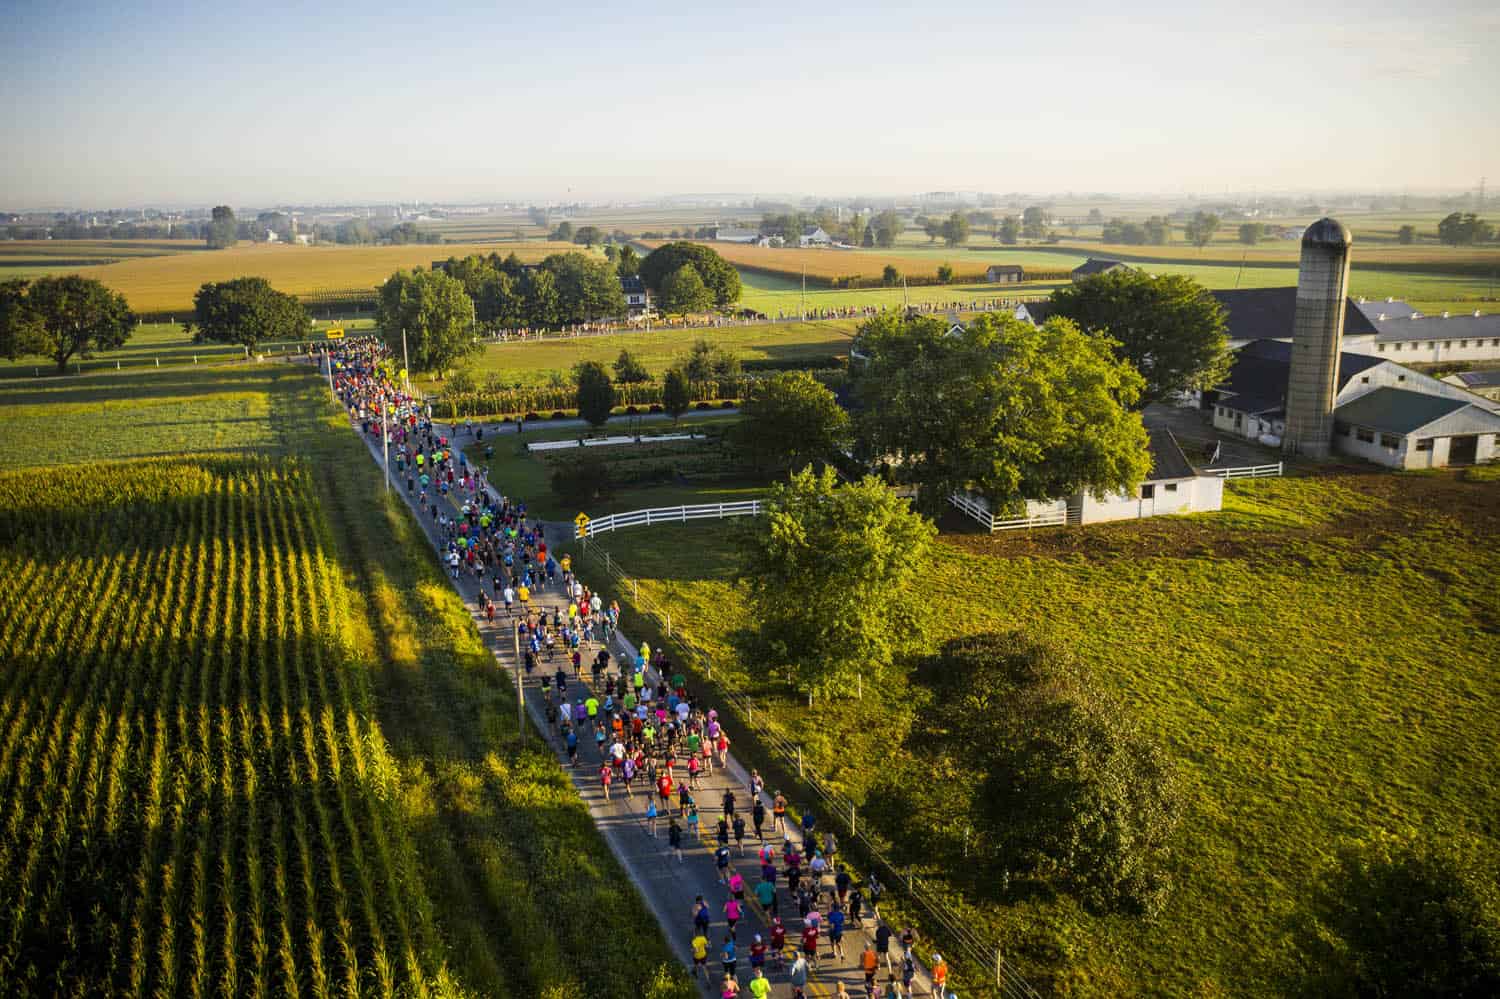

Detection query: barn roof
(1071, 257), (1126, 277)
(1333, 388), (1472, 435)
(1216, 339), (1383, 412)
(985, 263), (1024, 274)
(1450, 369), (1500, 389)
(1369, 311), (1499, 342)
(1210, 287), (1378, 342)
(1145, 428), (1196, 481)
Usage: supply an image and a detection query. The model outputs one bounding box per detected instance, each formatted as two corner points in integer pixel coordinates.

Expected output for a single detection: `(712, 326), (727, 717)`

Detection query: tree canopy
(207, 205), (237, 249)
(638, 242), (740, 306)
(1296, 834), (1500, 997)
(658, 264), (713, 314)
(941, 212), (970, 247)
(662, 368), (691, 422)
(190, 277), (308, 350)
(1438, 212), (1494, 246)
(375, 268), (478, 377)
(612, 349), (650, 384)
(1047, 268), (1232, 405)
(873, 211), (903, 248)
(1184, 211), (1221, 248)
(2, 275), (134, 372)
(737, 467), (934, 697)
(852, 311), (1150, 515)
(922, 632), (1182, 915)
(541, 252), (625, 323)
(616, 245), (641, 277)
(737, 371), (850, 475)
(574, 361), (615, 428)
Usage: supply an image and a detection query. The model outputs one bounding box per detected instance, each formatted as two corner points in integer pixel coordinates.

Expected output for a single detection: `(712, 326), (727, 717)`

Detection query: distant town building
(620, 275), (648, 312)
(714, 226), (760, 243)
(798, 226), (833, 247)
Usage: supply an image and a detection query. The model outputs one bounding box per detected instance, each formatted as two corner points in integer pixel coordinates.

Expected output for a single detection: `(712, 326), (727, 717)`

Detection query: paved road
(349, 424), (939, 998)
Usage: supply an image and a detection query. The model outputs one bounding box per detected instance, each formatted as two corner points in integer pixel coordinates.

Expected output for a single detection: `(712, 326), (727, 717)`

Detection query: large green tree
(1047, 268), (1232, 404)
(737, 467), (934, 696)
(375, 268), (478, 377)
(1296, 835), (1500, 997)
(207, 205), (237, 249)
(853, 311), (1150, 515)
(997, 215), (1020, 244)
(574, 361), (615, 428)
(638, 242), (740, 306)
(1022, 205), (1047, 239)
(873, 211), (904, 248)
(613, 349), (650, 384)
(573, 225), (604, 248)
(662, 368), (691, 423)
(1438, 212), (1493, 246)
(616, 244), (641, 278)
(926, 632), (1182, 915)
(658, 264), (713, 314)
(1184, 211), (1221, 248)
(941, 211), (970, 247)
(14, 275), (134, 372)
(522, 268), (561, 328)
(737, 371), (850, 475)
(0, 279), (42, 360)
(190, 277), (308, 350)
(541, 252), (626, 322)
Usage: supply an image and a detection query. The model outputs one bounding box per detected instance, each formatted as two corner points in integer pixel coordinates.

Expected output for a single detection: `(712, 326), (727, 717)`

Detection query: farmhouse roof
(1369, 311), (1499, 343)
(1145, 428), (1196, 481)
(1353, 298), (1418, 322)
(1210, 287), (1378, 342)
(1449, 369), (1500, 389)
(986, 264), (1024, 274)
(1216, 339), (1383, 409)
(620, 276), (645, 294)
(1333, 388), (1472, 435)
(1071, 258), (1126, 277)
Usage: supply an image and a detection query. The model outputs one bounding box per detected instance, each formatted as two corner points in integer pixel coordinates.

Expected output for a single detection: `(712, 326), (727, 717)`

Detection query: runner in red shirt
(769, 917), (787, 971)
(658, 772), (674, 805)
(801, 923), (820, 969)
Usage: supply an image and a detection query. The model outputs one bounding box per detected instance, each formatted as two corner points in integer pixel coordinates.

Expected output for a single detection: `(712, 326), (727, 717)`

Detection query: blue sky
(2, 0), (1496, 207)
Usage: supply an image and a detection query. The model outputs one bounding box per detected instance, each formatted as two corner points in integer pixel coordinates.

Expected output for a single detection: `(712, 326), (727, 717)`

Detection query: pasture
(569, 469), (1500, 996)
(0, 362), (692, 998)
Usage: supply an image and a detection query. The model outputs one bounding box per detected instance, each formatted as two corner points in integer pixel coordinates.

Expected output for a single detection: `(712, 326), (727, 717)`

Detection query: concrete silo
(1281, 217), (1353, 458)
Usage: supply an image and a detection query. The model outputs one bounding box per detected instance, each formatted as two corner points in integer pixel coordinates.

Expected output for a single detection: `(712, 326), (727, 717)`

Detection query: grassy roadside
(560, 471), (1500, 996)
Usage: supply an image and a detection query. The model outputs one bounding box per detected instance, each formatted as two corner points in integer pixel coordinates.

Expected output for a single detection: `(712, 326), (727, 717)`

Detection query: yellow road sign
(325, 327), (345, 340)
(574, 512), (591, 538)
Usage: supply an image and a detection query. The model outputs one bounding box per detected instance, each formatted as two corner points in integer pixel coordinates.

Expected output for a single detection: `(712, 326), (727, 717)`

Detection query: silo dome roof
(1302, 217), (1351, 248)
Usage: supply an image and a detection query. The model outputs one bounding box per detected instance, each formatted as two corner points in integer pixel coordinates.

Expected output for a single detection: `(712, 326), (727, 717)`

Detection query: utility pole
(800, 264), (806, 321)
(512, 625), (525, 740)
(381, 402), (390, 493)
(401, 327), (411, 394)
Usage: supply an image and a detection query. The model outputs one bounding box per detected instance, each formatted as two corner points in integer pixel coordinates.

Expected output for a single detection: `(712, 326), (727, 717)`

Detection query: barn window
(1393, 342), (1402, 350)
(1141, 484), (1156, 499)
(1356, 428), (1375, 443)
(1444, 341), (1452, 349)
(1377, 344), (1386, 352)
(1397, 374), (1406, 382)
(1416, 438), (1434, 452)
(1165, 483), (1179, 493)
(1380, 433), (1401, 449)
(1360, 376), (1370, 384)
(1461, 340), (1469, 348)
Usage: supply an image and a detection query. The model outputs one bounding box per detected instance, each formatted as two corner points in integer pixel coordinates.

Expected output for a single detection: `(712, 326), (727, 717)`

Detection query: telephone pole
(401, 327), (410, 393)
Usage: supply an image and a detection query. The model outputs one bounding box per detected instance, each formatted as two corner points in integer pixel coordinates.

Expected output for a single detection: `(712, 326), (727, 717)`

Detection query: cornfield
(0, 456), (443, 997)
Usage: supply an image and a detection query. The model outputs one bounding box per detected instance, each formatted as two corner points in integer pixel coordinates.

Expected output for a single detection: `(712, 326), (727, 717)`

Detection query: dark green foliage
(658, 264), (713, 314)
(1184, 210), (1221, 248)
(613, 349), (650, 383)
(1048, 267), (1232, 404)
(736, 370), (850, 475)
(662, 369), (690, 421)
(1397, 224), (1417, 244)
(542, 252), (626, 322)
(882, 264), (900, 286)
(11, 275), (135, 372)
(941, 211), (970, 247)
(1239, 222), (1267, 244)
(191, 276), (309, 350)
(573, 360), (615, 428)
(1296, 835), (1500, 997)
(638, 242), (741, 306)
(923, 632), (1182, 915)
(1438, 212), (1494, 246)
(550, 451), (613, 506)
(936, 263), (954, 284)
(207, 205), (237, 249)
(375, 268), (478, 377)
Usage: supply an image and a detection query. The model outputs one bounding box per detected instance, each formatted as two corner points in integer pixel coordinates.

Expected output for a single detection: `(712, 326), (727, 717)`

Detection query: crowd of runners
(325, 337), (954, 998)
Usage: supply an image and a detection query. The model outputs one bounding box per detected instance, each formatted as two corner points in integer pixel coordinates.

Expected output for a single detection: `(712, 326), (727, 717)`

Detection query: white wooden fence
(948, 493), (1069, 532)
(1210, 462), (1283, 479)
(580, 500), (762, 538)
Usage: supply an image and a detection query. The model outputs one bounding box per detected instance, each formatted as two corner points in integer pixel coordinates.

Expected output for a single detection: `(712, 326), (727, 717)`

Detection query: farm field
(638, 239), (1012, 284)
(72, 241), (582, 315)
(0, 363), (692, 997)
(464, 412), (762, 521)
(426, 318), (863, 391)
(737, 269), (1060, 316)
(568, 469), (1500, 996)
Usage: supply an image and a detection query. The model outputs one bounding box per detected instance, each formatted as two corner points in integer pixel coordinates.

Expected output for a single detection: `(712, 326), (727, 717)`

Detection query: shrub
(524, 411), (540, 421)
(550, 411), (567, 421)
(625, 406), (639, 415)
(696, 401), (712, 410)
(721, 400), (736, 408)
(649, 404), (663, 413)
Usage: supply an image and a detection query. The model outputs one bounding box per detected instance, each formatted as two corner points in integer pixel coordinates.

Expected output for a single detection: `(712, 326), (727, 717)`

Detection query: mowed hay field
(0, 365), (692, 998)
(638, 239), (1003, 284)
(571, 470), (1500, 996)
(76, 241), (582, 314)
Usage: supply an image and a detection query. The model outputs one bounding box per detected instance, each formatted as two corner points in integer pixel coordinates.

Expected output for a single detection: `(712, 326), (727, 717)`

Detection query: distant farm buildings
(1442, 369), (1500, 402)
(798, 227), (833, 247)
(713, 226), (760, 243)
(1070, 257), (1128, 280)
(985, 264), (1025, 283)
(1204, 218), (1500, 469)
(620, 276), (648, 312)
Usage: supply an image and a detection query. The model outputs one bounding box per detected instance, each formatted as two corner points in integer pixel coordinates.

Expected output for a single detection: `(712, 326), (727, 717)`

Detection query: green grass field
(0, 363), (693, 997)
(569, 469), (1500, 997)
(430, 318), (863, 391)
(464, 412), (762, 520)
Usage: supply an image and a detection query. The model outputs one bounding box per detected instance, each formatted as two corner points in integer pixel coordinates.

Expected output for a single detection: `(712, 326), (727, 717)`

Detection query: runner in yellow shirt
(517, 584), (530, 608)
(691, 933), (709, 979)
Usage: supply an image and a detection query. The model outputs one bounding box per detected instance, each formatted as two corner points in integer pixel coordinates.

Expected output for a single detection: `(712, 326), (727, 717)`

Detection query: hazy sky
(3, 0), (1497, 208)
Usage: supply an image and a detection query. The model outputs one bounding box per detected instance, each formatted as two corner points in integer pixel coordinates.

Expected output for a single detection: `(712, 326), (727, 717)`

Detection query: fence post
(996, 947), (1004, 988)
(797, 746), (803, 778)
(666, 612), (671, 637)
(907, 868), (915, 895)
(851, 804), (857, 837)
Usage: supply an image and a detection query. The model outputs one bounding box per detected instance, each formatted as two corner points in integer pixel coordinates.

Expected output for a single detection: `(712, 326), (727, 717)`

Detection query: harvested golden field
(0, 239), (198, 265)
(77, 241), (581, 313)
(1042, 239), (1500, 275)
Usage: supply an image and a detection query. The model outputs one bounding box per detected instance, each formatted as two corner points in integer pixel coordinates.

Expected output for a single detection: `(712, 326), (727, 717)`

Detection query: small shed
(985, 264), (1024, 283)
